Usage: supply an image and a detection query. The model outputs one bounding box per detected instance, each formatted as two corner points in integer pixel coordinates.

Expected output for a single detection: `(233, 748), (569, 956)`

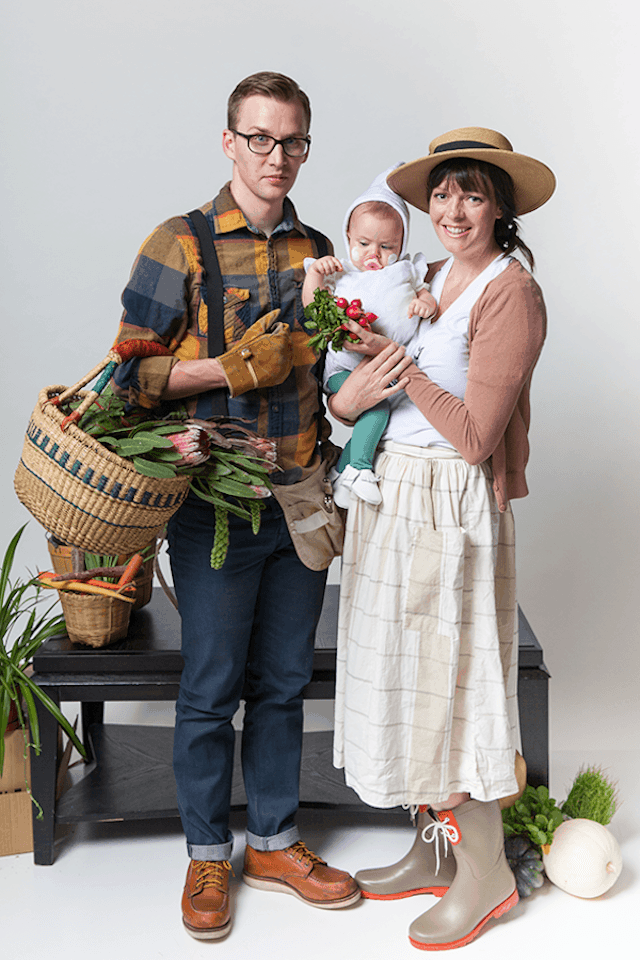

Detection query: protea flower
(168, 425), (211, 466)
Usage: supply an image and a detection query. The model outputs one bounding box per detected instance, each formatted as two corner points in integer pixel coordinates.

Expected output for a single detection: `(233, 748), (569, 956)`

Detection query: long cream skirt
(333, 441), (521, 808)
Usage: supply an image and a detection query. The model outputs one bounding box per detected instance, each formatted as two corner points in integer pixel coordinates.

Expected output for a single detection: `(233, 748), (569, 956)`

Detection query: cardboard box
(0, 729), (34, 857)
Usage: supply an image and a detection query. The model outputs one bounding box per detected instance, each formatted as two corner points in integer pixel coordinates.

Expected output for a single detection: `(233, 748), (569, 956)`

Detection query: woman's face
(428, 176), (502, 264)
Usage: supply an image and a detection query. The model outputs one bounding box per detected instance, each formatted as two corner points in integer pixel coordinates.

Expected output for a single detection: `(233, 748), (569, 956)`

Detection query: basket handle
(49, 340), (174, 431)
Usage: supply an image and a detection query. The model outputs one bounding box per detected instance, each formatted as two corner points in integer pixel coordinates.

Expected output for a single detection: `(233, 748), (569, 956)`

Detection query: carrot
(116, 553), (144, 587)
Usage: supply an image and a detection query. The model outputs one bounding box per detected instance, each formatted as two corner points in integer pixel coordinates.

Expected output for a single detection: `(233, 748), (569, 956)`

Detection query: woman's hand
(329, 338), (413, 422)
(341, 320), (394, 357)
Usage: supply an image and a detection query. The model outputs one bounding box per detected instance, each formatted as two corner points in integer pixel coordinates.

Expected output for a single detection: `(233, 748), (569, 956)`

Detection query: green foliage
(304, 289), (353, 352)
(0, 526), (87, 804)
(561, 766), (618, 825)
(67, 388), (275, 567)
(502, 784), (563, 848)
(210, 504), (230, 570)
(71, 389), (189, 478)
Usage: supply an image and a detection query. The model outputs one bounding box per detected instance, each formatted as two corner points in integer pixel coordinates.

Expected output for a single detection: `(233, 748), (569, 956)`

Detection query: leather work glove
(217, 309), (293, 396)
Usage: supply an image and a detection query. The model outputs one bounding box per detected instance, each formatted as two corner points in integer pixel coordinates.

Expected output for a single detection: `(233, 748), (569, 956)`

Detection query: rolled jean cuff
(245, 824), (300, 852)
(188, 837), (234, 861)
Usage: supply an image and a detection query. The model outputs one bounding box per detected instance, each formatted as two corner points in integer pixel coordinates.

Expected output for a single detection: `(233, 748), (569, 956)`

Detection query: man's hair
(227, 72), (311, 132)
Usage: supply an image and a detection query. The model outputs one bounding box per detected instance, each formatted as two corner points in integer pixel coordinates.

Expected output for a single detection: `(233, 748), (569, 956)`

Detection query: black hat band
(433, 140), (500, 154)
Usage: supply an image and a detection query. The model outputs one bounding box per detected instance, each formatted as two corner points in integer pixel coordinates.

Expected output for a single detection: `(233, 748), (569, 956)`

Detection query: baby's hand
(409, 290), (438, 320)
(310, 256), (343, 279)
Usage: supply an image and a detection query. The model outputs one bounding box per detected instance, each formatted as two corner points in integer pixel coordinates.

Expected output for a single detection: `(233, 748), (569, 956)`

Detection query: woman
(328, 128), (555, 951)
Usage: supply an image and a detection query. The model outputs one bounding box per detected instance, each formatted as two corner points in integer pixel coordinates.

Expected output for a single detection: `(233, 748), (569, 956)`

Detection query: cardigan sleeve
(403, 263), (546, 464)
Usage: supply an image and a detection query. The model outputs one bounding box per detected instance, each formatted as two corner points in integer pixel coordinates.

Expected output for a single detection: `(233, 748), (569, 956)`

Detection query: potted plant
(1, 524), (86, 806)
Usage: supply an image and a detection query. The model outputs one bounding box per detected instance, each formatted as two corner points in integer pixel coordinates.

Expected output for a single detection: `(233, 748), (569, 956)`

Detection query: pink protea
(168, 425), (210, 466)
(249, 484), (272, 498)
(250, 436), (278, 471)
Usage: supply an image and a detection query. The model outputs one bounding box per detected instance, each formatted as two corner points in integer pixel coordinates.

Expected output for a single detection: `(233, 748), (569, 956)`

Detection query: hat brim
(387, 149), (556, 216)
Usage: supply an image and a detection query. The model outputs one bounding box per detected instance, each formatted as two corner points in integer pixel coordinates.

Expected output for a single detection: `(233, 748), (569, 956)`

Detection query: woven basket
(15, 375), (191, 555)
(58, 591), (132, 647)
(15, 342), (190, 555)
(47, 537), (156, 611)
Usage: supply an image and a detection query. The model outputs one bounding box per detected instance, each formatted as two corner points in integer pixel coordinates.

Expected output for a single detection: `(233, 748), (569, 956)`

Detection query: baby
(302, 165), (436, 506)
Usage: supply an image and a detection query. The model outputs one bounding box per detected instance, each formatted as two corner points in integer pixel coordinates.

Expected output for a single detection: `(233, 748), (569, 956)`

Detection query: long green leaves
(1, 526), (87, 780)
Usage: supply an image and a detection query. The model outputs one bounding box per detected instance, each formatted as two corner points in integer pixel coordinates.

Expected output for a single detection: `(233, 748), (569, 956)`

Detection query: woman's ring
(388, 378), (399, 387)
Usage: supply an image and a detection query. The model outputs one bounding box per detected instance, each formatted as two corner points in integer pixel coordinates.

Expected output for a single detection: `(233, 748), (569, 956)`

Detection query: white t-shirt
(383, 254), (513, 449)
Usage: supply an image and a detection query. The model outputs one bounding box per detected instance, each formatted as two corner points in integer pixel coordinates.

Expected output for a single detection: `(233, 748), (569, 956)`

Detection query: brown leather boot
(181, 859), (233, 940)
(243, 840), (361, 909)
(408, 800), (518, 950)
(356, 806), (456, 900)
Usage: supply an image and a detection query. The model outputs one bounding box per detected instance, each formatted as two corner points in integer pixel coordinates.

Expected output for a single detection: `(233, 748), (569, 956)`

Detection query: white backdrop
(2, 0), (638, 755)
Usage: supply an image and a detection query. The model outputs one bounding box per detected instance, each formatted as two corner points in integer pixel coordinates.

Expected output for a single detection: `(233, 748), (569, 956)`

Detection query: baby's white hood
(342, 163), (410, 263)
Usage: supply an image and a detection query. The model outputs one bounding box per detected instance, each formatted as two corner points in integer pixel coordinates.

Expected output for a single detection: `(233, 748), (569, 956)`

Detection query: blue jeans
(168, 493), (327, 861)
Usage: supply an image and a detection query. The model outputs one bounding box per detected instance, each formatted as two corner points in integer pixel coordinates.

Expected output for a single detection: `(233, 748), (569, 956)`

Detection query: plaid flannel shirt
(113, 184), (334, 484)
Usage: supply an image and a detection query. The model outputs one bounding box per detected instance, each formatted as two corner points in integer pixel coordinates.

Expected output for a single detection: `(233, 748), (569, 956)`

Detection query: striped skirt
(333, 441), (521, 808)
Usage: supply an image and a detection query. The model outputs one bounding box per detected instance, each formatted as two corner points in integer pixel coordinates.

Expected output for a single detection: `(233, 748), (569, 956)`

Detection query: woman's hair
(227, 72), (311, 133)
(426, 159), (535, 270)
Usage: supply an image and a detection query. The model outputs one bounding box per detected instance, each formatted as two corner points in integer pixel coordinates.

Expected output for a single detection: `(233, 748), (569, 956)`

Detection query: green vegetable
(561, 766), (618, 825)
(504, 836), (545, 898)
(304, 289), (353, 352)
(68, 387), (275, 567)
(210, 503), (230, 570)
(502, 784), (563, 850)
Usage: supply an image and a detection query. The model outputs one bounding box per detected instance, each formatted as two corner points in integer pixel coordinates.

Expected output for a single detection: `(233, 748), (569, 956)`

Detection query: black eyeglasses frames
(230, 130), (311, 158)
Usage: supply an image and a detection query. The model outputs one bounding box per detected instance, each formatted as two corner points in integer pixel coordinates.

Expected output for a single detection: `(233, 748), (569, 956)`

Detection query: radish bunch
(304, 289), (377, 352)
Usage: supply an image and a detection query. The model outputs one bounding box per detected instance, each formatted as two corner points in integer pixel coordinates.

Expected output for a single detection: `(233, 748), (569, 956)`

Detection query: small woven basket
(14, 343), (190, 555)
(58, 591), (132, 647)
(47, 537), (157, 611)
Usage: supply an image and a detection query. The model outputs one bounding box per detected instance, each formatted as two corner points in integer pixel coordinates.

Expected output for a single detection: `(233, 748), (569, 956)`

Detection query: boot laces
(402, 802), (420, 824)
(421, 816), (459, 876)
(193, 859), (233, 893)
(287, 841), (326, 868)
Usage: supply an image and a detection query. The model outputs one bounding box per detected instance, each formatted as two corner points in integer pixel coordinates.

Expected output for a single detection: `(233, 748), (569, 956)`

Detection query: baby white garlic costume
(304, 165), (431, 501)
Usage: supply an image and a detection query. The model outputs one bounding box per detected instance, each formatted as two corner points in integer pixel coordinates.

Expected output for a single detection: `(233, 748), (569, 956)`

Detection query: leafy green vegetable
(304, 289), (353, 352)
(65, 387), (275, 568)
(502, 784), (564, 849)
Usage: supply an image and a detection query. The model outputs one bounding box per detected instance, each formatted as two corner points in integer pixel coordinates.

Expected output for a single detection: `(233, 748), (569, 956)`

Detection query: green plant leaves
(502, 784), (564, 848)
(1, 526), (87, 781)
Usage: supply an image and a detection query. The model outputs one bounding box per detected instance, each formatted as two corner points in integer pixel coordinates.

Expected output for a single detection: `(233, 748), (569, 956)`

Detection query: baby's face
(347, 208), (403, 271)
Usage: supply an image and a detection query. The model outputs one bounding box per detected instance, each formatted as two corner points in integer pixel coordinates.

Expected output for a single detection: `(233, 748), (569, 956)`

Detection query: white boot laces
(402, 803), (420, 825)
(421, 815), (460, 875)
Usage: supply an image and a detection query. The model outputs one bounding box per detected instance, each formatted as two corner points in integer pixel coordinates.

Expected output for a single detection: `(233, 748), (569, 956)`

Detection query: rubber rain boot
(356, 806), (455, 900)
(408, 799), (518, 950)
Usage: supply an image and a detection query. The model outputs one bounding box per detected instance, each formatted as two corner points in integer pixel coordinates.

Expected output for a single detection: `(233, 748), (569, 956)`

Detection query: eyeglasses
(230, 130), (311, 158)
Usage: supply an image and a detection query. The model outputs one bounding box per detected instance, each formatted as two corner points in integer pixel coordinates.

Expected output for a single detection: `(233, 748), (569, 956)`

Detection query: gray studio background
(1, 0), (638, 762)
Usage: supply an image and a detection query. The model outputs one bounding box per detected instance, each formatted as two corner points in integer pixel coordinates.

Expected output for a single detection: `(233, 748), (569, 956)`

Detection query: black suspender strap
(188, 208), (228, 416)
(303, 225), (330, 445)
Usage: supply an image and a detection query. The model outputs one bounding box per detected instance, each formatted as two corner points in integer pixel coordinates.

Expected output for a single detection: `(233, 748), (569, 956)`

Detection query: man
(113, 72), (359, 940)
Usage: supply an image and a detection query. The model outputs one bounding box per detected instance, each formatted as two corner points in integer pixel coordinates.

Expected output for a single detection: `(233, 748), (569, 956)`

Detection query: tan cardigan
(403, 258), (547, 511)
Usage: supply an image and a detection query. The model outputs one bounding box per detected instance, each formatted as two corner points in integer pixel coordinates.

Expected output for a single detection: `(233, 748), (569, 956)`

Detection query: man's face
(223, 95), (309, 210)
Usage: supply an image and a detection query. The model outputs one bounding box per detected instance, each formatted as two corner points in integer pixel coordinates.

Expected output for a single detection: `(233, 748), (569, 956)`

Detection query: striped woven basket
(14, 342), (191, 555)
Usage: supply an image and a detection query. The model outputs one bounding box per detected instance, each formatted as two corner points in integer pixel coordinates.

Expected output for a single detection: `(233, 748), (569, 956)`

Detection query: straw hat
(387, 127), (556, 216)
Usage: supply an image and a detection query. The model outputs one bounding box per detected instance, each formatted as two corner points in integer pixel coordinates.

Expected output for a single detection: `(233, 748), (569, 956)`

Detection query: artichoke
(505, 835), (545, 898)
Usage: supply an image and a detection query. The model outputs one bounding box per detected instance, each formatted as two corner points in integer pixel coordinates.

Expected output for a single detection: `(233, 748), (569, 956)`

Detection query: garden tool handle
(46, 340), (174, 431)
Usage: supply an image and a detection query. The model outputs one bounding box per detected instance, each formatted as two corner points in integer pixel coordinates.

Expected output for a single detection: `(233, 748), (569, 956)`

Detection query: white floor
(1, 741), (637, 960)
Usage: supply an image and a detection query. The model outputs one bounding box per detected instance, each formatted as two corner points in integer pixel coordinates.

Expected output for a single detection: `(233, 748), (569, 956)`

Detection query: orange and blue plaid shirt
(113, 184), (333, 484)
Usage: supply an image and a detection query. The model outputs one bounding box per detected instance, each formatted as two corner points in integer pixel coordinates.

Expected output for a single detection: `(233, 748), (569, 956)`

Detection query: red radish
(345, 305), (362, 320)
(350, 299), (362, 309)
(335, 297), (348, 309)
(363, 312), (377, 323)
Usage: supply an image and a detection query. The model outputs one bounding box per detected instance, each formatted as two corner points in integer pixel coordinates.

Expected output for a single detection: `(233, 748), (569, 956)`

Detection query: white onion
(543, 818), (622, 898)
